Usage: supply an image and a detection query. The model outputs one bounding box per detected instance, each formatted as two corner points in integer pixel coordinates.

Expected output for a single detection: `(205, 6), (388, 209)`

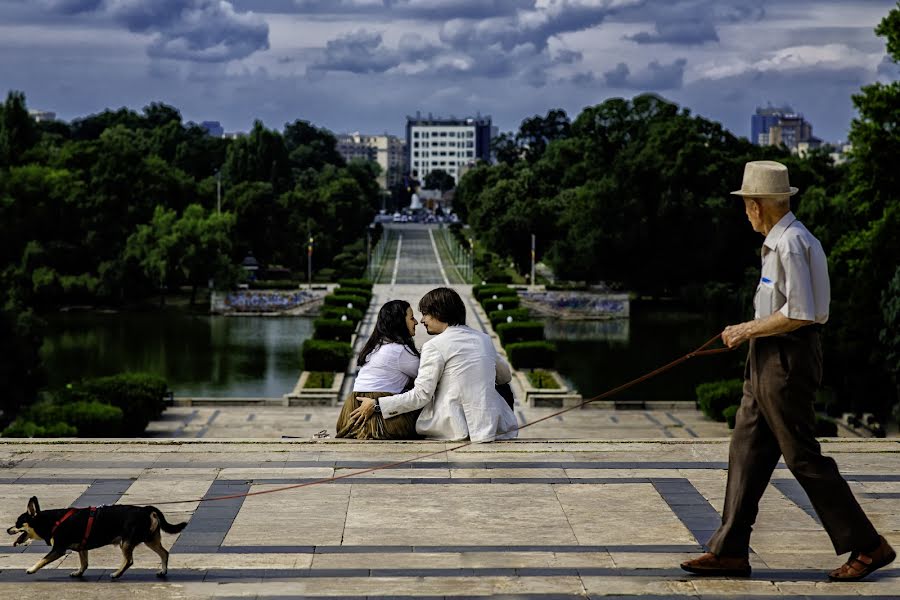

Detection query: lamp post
(307, 234), (314, 290)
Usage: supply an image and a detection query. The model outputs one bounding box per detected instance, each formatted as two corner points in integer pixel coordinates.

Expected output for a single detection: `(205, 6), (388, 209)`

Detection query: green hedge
(496, 321), (546, 345)
(313, 318), (357, 342)
(723, 404), (739, 429)
(488, 308), (531, 328)
(696, 379), (744, 422)
(482, 296), (520, 312)
(323, 294), (367, 310)
(526, 370), (560, 389)
(320, 306), (363, 324)
(334, 287), (372, 303)
(473, 285), (512, 301)
(64, 373), (168, 435)
(304, 372), (336, 389)
(505, 341), (557, 369)
(302, 339), (352, 372)
(338, 278), (373, 291)
(2, 420), (77, 438)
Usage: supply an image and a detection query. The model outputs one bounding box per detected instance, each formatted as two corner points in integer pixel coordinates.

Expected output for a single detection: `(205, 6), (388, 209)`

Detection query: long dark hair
(357, 300), (420, 367)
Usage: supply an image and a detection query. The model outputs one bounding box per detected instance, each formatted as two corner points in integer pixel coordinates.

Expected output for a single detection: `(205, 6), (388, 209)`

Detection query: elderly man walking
(681, 161), (895, 581)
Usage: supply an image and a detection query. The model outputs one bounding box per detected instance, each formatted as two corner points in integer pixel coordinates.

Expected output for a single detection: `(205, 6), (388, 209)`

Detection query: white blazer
(378, 325), (518, 442)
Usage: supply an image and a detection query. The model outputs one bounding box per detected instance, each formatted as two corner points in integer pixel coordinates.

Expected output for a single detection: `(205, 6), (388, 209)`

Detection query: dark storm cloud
(603, 58), (688, 90)
(290, 0), (534, 20)
(38, 0), (269, 62)
(627, 20), (719, 45)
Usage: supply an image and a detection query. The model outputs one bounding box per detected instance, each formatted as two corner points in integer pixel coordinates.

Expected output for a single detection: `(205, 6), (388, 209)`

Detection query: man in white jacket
(350, 287), (518, 442)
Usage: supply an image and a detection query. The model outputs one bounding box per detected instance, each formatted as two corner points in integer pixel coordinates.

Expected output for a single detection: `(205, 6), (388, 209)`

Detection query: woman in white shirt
(335, 300), (421, 439)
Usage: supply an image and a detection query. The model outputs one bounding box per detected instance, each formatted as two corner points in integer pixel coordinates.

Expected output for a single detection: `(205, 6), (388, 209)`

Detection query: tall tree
(0, 91), (38, 167)
(424, 168), (455, 192)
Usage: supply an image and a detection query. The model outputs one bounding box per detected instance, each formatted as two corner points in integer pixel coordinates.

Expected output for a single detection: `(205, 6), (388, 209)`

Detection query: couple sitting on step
(335, 287), (519, 442)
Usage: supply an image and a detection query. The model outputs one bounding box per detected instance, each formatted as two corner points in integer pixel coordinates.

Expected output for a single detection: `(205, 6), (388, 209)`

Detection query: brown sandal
(829, 536), (896, 582)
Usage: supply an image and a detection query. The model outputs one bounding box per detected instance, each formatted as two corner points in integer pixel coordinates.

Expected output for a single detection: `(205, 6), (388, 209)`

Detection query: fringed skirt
(335, 391), (421, 440)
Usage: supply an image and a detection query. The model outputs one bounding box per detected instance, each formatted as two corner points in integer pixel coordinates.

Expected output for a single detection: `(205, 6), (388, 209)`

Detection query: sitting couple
(335, 287), (518, 442)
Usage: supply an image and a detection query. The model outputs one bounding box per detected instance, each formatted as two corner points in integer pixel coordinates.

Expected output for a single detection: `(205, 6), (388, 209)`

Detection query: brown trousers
(335, 391), (421, 440)
(707, 327), (879, 557)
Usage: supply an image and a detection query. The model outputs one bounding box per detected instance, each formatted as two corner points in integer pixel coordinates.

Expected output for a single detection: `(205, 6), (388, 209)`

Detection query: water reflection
(547, 309), (744, 402)
(41, 312), (313, 397)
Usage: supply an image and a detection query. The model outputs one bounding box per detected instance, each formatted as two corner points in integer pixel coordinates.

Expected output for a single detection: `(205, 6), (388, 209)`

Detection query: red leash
(153, 333), (733, 506)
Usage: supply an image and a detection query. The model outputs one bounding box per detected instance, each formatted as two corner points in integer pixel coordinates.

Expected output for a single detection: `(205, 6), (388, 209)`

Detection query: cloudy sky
(1, 0), (897, 142)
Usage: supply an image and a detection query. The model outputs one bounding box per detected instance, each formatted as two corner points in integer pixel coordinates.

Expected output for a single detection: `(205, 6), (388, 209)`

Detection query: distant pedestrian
(681, 160), (895, 581)
(335, 300), (421, 440)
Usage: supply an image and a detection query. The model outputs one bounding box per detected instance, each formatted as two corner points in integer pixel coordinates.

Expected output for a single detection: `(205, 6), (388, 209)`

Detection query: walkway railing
(366, 228), (392, 282)
(436, 227), (474, 283)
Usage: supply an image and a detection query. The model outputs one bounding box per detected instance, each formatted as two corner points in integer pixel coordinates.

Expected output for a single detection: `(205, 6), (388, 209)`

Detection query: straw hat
(731, 160), (798, 197)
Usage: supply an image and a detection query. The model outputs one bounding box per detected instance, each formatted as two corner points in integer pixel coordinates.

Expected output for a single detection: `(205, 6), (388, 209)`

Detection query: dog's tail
(148, 507), (188, 534)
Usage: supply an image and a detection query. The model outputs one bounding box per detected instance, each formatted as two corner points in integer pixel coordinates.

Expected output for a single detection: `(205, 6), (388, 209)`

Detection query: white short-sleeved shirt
(353, 342), (420, 394)
(754, 211), (830, 324)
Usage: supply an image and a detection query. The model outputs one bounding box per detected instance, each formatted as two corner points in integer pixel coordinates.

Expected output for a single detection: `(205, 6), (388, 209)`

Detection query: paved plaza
(1, 438), (899, 599)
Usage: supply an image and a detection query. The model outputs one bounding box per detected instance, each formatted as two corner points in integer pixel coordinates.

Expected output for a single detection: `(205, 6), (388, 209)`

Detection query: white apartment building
(406, 115), (492, 184)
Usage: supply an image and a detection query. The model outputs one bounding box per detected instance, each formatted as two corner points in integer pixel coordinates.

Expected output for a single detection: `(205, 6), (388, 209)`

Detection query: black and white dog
(7, 496), (187, 579)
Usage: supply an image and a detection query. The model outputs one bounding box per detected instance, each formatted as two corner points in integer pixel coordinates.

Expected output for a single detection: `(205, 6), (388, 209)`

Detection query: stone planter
(284, 372), (345, 406)
(514, 370), (583, 408)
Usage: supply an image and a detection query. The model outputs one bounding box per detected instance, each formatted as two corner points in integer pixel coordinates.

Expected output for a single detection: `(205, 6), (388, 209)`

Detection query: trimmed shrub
(304, 372), (336, 389)
(22, 400), (125, 437)
(338, 278), (373, 291)
(66, 373), (168, 435)
(302, 339), (352, 372)
(473, 285), (512, 301)
(506, 341), (557, 369)
(313, 318), (356, 342)
(496, 321), (545, 345)
(321, 306), (363, 324)
(723, 404), (739, 429)
(696, 379), (744, 422)
(2, 420), (77, 438)
(334, 287), (372, 303)
(482, 296), (520, 312)
(323, 294), (367, 310)
(489, 308), (531, 328)
(526, 370), (560, 389)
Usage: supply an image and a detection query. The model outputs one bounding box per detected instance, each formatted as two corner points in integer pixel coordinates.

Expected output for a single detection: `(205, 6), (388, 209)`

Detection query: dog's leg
(145, 533), (169, 578)
(110, 543), (134, 580)
(26, 547), (65, 574)
(69, 550), (89, 577)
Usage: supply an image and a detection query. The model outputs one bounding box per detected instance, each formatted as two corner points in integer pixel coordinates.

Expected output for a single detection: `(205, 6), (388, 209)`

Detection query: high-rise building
(28, 109), (56, 122)
(200, 121), (224, 137)
(751, 106), (820, 151)
(405, 114), (492, 185)
(335, 133), (407, 190)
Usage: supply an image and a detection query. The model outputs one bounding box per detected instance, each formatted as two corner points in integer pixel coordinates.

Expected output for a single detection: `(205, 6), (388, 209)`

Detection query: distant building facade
(335, 132), (406, 190)
(751, 105), (821, 151)
(28, 109), (56, 122)
(200, 120), (224, 137)
(406, 114), (492, 184)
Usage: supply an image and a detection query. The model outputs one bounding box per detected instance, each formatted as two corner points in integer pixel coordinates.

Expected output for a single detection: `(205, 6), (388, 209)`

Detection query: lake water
(40, 312), (313, 397)
(40, 306), (742, 402)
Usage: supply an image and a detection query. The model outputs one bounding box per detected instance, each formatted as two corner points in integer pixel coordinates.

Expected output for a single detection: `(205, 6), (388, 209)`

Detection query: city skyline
(1, 0), (897, 143)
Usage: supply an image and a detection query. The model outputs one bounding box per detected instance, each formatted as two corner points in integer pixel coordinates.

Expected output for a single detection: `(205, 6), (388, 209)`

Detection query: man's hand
(348, 397), (377, 425)
(722, 322), (753, 348)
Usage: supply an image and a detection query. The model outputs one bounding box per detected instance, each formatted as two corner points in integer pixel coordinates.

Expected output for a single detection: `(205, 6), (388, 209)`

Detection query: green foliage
(0, 302), (44, 428)
(722, 404), (739, 430)
(526, 369), (560, 389)
(320, 306), (363, 324)
(323, 294), (367, 309)
(482, 296), (520, 312)
(815, 416), (839, 437)
(303, 371), (336, 389)
(495, 321), (546, 345)
(13, 400), (124, 437)
(473, 284), (512, 301)
(696, 379), (744, 422)
(334, 286), (372, 303)
(424, 168), (455, 192)
(301, 339), (352, 372)
(313, 318), (356, 342)
(66, 373), (168, 435)
(488, 308), (532, 328)
(249, 279), (300, 290)
(2, 420), (76, 438)
(0, 91), (38, 167)
(505, 341), (557, 369)
(337, 278), (373, 291)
